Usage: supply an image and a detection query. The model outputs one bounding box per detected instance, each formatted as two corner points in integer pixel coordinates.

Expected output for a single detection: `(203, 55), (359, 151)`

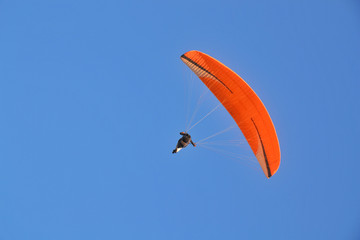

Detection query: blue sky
(1, 0), (359, 239)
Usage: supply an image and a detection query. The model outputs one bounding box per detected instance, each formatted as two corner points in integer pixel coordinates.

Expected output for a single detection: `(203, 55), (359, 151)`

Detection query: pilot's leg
(172, 140), (185, 154)
(172, 147), (182, 154)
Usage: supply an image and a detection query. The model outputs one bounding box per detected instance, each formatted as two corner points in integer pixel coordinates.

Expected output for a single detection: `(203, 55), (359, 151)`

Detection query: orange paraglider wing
(181, 50), (280, 178)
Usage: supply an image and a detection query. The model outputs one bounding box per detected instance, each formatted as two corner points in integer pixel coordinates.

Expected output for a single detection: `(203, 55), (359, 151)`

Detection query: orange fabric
(181, 50), (280, 178)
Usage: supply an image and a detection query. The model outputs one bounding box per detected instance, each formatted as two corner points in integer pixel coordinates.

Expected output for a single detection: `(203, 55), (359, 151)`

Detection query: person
(172, 132), (196, 154)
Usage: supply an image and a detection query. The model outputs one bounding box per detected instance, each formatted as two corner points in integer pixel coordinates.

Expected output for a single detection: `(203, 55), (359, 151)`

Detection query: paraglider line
(198, 144), (261, 173)
(196, 125), (236, 144)
(186, 74), (222, 131)
(187, 103), (222, 132)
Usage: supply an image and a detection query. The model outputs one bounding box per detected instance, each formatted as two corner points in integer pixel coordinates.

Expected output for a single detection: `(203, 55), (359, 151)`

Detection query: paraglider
(180, 50), (280, 178)
(172, 132), (196, 154)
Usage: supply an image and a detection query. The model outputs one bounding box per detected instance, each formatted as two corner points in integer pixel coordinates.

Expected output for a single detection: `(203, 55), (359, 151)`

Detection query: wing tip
(266, 165), (280, 179)
(180, 50), (202, 59)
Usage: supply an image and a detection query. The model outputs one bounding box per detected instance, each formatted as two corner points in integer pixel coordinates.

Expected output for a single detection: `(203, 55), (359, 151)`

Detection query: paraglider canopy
(181, 50), (280, 178)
